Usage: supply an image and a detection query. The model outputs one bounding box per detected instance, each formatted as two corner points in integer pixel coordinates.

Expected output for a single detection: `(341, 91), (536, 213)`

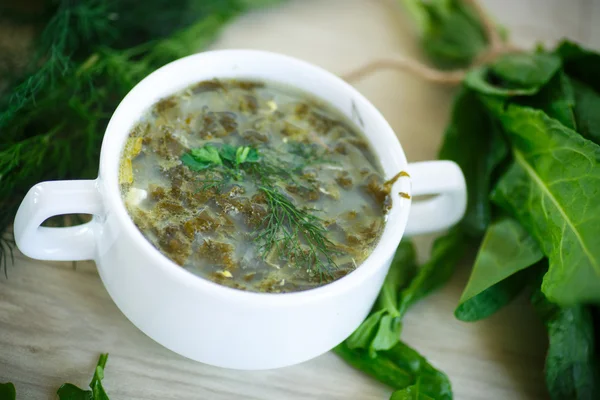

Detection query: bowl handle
(13, 180), (104, 261)
(404, 161), (467, 236)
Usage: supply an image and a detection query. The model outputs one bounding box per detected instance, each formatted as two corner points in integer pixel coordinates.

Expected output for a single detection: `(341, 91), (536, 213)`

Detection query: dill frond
(0, 0), (285, 274)
(256, 186), (339, 279)
(0, 0), (114, 130)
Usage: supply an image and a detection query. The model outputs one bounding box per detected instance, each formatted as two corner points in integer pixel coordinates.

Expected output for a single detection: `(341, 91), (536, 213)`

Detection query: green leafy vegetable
(347, 241), (417, 355)
(398, 6), (600, 400)
(555, 40), (600, 93)
(390, 381), (435, 400)
(517, 71), (576, 130)
(339, 232), (460, 398)
(376, 241), (419, 313)
(334, 341), (452, 400)
(455, 217), (543, 321)
(491, 52), (562, 89)
(57, 353), (110, 400)
(400, 0), (487, 69)
(571, 78), (600, 144)
(0, 382), (16, 400)
(237, 146), (259, 164)
(438, 89), (508, 236)
(531, 281), (600, 400)
(456, 269), (529, 322)
(398, 228), (466, 314)
(465, 52), (562, 96)
(490, 104), (600, 305)
(465, 66), (538, 96)
(346, 310), (390, 351)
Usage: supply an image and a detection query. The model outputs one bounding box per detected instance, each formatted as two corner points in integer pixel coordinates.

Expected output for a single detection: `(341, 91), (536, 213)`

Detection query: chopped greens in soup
(119, 79), (395, 293)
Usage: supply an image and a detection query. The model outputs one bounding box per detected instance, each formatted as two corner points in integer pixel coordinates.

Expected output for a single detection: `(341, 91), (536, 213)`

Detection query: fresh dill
(256, 186), (339, 279)
(0, 0), (284, 275)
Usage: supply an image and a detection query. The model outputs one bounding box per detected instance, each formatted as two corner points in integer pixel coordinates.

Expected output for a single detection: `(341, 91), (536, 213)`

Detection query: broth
(119, 79), (394, 293)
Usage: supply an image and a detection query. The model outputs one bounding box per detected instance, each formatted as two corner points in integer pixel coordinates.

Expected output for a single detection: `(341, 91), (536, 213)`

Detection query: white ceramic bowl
(14, 50), (466, 370)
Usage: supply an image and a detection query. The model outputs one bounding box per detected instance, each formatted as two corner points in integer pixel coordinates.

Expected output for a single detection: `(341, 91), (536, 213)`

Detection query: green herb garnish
(336, 231), (464, 399)
(181, 143), (338, 277)
(335, 239), (454, 398)
(256, 185), (339, 279)
(189, 145), (223, 168)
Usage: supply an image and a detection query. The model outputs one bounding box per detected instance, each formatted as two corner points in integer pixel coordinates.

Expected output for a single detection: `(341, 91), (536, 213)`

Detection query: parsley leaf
(180, 153), (211, 171)
(191, 145), (222, 166)
(235, 146), (259, 164)
(219, 144), (238, 163)
(182, 144), (260, 172)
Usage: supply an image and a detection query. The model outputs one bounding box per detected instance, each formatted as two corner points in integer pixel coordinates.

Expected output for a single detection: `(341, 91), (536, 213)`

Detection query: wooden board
(1, 0), (597, 398)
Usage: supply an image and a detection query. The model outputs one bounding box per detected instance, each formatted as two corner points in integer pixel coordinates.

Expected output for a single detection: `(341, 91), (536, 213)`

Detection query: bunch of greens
(334, 1), (490, 398)
(1, 353), (110, 399)
(334, 234), (466, 399)
(338, 1), (600, 399)
(0, 0), (284, 272)
(446, 41), (600, 400)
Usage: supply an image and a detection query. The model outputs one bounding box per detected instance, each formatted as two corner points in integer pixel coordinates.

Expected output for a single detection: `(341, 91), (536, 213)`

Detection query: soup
(119, 79), (397, 293)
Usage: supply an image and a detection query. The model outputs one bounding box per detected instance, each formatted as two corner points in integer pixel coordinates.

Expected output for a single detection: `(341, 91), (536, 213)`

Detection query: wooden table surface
(1, 1), (598, 399)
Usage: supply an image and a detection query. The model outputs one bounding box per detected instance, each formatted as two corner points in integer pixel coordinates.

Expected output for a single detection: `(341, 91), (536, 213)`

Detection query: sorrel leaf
(571, 78), (600, 145)
(438, 89), (508, 236)
(0, 383), (16, 400)
(516, 71), (576, 130)
(400, 0), (487, 69)
(334, 341), (452, 400)
(455, 268), (531, 322)
(377, 241), (418, 312)
(531, 283), (600, 400)
(455, 217), (543, 321)
(491, 52), (562, 89)
(490, 104), (600, 305)
(346, 309), (388, 351)
(465, 53), (561, 97)
(398, 228), (467, 314)
(57, 384), (94, 400)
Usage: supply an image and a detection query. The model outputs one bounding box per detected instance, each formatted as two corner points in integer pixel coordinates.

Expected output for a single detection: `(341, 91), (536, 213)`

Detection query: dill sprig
(256, 186), (339, 279)
(0, 0), (285, 275)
